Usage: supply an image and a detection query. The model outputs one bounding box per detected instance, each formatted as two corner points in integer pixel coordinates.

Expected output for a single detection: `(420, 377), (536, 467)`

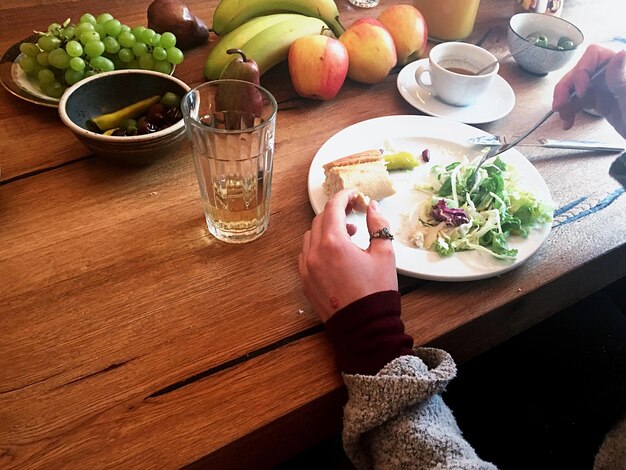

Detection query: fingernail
(370, 200), (380, 212)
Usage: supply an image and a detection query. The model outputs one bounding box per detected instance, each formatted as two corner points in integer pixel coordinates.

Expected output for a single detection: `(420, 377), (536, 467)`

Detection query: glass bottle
(413, 0), (481, 42)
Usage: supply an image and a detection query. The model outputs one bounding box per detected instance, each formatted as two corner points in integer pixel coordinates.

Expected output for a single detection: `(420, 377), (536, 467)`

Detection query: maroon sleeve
(323, 290), (415, 375)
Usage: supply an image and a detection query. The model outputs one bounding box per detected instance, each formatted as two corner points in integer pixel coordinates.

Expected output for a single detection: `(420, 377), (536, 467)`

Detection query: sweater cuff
(324, 290), (414, 375)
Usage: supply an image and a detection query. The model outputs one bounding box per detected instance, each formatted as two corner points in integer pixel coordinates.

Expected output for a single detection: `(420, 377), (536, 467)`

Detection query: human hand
(552, 44), (626, 138)
(298, 190), (398, 323)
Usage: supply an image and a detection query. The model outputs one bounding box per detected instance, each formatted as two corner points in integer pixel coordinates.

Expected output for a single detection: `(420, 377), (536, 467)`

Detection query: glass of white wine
(182, 80), (278, 243)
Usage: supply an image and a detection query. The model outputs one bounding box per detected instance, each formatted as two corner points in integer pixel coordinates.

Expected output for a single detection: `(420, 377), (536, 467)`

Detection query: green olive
(527, 32), (549, 48)
(557, 36), (575, 50)
(160, 91), (181, 109)
(119, 118), (137, 131)
(384, 151), (419, 171)
(536, 35), (550, 48)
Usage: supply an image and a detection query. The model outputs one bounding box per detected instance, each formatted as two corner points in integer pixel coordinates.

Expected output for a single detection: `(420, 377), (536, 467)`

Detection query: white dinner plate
(397, 59), (516, 124)
(308, 115), (553, 281)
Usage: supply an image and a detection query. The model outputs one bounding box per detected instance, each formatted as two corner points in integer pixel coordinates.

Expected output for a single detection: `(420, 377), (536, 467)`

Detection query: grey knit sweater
(341, 348), (625, 470)
(342, 348), (496, 469)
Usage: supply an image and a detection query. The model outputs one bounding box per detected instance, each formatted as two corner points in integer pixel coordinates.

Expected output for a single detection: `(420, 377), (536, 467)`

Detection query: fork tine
(489, 142), (513, 159)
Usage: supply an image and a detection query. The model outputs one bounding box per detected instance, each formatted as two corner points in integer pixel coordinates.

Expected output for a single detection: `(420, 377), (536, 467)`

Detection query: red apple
(378, 5), (428, 65)
(288, 35), (349, 100)
(350, 17), (383, 28)
(339, 18), (397, 85)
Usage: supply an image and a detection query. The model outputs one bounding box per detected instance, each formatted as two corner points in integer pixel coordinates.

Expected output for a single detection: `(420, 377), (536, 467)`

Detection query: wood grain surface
(1, 0), (625, 468)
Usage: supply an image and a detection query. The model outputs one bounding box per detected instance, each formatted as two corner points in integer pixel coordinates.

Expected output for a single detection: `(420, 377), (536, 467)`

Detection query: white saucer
(397, 59), (516, 124)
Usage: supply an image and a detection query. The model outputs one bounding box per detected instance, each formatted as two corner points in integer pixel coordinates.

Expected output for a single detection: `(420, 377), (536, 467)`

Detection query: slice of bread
(322, 149), (396, 208)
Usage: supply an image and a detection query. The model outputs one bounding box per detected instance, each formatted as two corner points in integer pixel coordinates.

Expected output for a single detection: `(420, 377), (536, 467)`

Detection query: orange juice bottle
(413, 0), (481, 41)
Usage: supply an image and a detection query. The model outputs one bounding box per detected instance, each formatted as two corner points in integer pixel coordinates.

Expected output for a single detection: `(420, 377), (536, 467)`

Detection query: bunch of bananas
(204, 0), (345, 80)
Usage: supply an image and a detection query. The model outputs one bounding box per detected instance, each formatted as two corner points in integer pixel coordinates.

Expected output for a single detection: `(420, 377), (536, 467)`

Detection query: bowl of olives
(58, 69), (190, 165)
(508, 13), (584, 75)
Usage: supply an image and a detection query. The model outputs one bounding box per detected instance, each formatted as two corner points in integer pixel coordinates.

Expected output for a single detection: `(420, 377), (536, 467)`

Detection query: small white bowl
(59, 69), (190, 165)
(508, 13), (584, 75)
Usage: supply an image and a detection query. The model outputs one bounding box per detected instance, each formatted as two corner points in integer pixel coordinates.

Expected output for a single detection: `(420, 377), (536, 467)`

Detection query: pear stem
(226, 48), (248, 63)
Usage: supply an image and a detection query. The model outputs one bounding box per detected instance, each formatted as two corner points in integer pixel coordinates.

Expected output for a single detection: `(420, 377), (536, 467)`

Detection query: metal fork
(472, 108), (555, 170)
(471, 62), (610, 176)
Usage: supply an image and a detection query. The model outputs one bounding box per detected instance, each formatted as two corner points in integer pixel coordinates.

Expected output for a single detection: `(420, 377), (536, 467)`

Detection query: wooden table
(1, 0), (625, 468)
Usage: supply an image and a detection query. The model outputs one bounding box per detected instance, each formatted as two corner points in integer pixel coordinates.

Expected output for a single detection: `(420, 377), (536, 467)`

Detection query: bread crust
(322, 149), (384, 171)
(322, 149), (396, 205)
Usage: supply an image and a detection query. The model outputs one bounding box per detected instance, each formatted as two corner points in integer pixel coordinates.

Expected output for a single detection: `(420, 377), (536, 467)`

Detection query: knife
(468, 136), (625, 152)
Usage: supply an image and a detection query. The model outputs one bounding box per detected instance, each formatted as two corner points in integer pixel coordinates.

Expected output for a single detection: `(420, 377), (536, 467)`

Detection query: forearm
(324, 290), (414, 375)
(610, 86), (626, 138)
(607, 50), (626, 138)
(324, 292), (495, 469)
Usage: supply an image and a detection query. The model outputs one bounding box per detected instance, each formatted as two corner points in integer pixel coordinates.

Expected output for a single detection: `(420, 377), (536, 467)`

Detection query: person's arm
(552, 44), (626, 138)
(324, 291), (496, 469)
(299, 190), (495, 469)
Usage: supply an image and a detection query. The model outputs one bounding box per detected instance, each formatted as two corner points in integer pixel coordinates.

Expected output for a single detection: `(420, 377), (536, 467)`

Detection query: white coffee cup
(415, 42), (499, 107)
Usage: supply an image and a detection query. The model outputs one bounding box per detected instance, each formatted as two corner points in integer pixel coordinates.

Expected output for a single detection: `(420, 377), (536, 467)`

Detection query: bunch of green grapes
(16, 13), (185, 98)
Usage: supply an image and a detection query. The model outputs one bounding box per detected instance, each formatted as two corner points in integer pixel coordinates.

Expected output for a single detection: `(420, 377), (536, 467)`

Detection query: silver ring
(370, 226), (394, 241)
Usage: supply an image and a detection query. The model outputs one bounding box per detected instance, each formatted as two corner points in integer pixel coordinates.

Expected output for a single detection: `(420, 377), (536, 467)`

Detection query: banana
(204, 13), (295, 80)
(233, 15), (328, 78)
(205, 15), (328, 80)
(212, 0), (345, 38)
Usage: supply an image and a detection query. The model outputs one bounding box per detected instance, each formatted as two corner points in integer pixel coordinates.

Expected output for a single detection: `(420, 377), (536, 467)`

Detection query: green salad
(406, 156), (553, 260)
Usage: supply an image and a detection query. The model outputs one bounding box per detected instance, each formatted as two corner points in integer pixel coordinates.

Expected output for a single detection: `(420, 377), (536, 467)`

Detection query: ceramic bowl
(58, 69), (190, 165)
(508, 13), (584, 75)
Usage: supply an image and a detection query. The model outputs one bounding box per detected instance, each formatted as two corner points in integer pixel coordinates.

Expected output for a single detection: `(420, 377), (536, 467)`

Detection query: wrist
(324, 290), (414, 375)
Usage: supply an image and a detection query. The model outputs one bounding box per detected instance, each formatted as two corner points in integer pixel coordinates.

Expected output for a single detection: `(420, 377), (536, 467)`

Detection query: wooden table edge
(182, 243), (626, 469)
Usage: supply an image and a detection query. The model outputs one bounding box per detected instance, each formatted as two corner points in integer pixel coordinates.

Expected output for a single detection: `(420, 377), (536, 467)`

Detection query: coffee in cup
(415, 42), (499, 107)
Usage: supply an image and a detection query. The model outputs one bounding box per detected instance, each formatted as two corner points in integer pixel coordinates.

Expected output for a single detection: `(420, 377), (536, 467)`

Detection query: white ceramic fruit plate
(0, 35), (175, 108)
(0, 35), (59, 107)
(308, 115), (553, 282)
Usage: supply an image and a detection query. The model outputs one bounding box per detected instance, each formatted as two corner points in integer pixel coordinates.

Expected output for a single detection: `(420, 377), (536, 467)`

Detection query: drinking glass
(181, 80), (278, 243)
(349, 0), (380, 8)
(514, 0), (563, 16)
